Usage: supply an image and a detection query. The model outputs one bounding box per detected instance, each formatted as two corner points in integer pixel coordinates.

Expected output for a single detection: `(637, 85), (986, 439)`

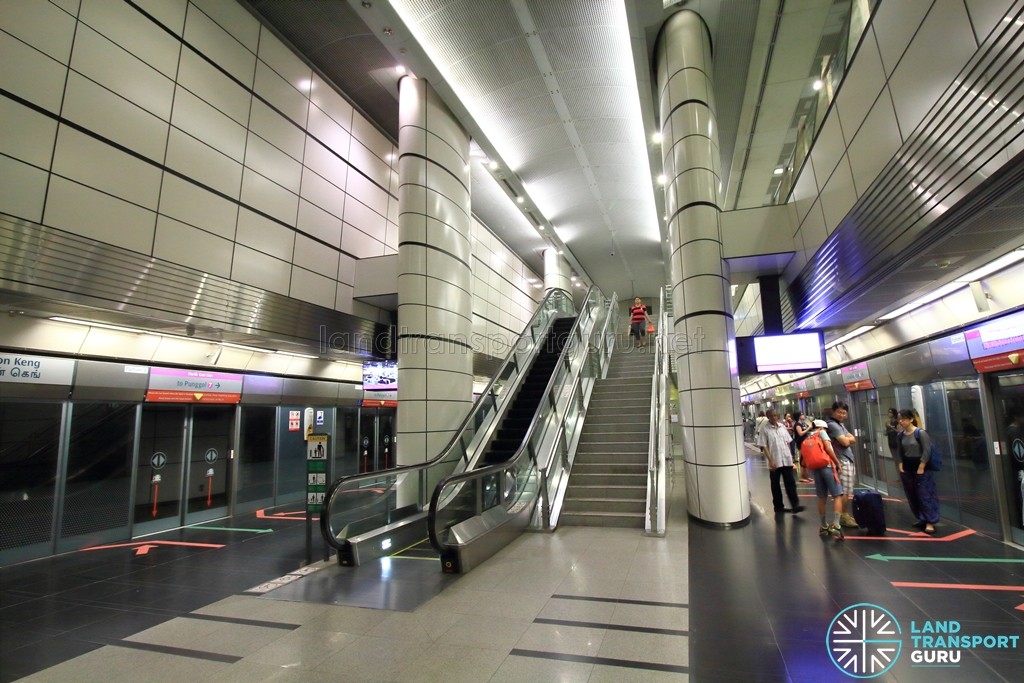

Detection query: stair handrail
(646, 285), (671, 534)
(319, 288), (575, 552)
(427, 286), (616, 560)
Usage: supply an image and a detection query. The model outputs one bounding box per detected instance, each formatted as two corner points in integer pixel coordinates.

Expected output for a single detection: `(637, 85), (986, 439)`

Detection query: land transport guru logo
(827, 602), (1021, 678)
(827, 603), (902, 678)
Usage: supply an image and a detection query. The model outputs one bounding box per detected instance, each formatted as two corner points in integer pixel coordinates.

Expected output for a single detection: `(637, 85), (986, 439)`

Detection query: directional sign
(844, 529), (976, 542)
(82, 540), (224, 554)
(151, 452), (167, 469)
(205, 448), (218, 464)
(868, 553), (1024, 563)
(1012, 438), (1024, 463)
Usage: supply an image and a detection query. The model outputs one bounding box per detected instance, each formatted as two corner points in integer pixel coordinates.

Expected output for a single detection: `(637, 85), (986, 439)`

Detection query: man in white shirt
(756, 409), (805, 514)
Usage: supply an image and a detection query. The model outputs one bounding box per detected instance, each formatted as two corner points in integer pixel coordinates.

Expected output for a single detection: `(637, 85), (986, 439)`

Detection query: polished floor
(2, 443), (1023, 682)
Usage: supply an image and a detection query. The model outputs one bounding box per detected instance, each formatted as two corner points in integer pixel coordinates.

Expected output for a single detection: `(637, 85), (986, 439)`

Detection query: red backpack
(800, 432), (831, 470)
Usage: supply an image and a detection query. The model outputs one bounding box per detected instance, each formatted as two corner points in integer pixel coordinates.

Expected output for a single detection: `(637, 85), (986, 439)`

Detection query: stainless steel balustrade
(646, 285), (673, 535)
(427, 287), (617, 573)
(319, 288), (576, 566)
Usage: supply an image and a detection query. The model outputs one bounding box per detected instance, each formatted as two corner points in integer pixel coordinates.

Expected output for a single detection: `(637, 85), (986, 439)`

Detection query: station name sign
(0, 353), (75, 385)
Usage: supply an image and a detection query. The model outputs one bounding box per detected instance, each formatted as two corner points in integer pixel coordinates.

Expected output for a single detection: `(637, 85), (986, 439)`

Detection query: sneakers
(820, 523), (844, 539)
(840, 513), (859, 528)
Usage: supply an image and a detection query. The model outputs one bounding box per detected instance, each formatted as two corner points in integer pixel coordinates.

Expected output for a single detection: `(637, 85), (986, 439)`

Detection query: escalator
(482, 318), (574, 465)
(319, 287), (618, 574)
(319, 289), (578, 567)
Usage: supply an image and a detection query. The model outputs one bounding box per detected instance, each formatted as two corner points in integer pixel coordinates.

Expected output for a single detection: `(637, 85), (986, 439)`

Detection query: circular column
(655, 10), (748, 525)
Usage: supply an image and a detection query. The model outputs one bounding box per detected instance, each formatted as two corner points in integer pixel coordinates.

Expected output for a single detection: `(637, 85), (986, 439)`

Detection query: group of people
(753, 403), (940, 538)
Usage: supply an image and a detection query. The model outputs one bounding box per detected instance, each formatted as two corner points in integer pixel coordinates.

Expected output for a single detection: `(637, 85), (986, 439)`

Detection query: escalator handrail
(426, 287), (606, 553)
(320, 287), (574, 549)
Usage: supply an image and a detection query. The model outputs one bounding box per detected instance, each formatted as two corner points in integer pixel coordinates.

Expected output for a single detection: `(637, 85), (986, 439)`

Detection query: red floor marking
(256, 509), (307, 520)
(82, 540), (224, 551)
(892, 581), (1024, 591)
(797, 493), (901, 502)
(1016, 602), (1024, 611)
(844, 529), (976, 542)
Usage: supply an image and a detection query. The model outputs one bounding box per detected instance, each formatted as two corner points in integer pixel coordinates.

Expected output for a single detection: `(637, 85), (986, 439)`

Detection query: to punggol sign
(145, 367), (243, 403)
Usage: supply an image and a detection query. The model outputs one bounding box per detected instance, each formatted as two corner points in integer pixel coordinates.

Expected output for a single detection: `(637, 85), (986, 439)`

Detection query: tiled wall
(0, 0), (542, 340)
(784, 0), (1014, 283)
(470, 217), (543, 358)
(1, 0), (397, 320)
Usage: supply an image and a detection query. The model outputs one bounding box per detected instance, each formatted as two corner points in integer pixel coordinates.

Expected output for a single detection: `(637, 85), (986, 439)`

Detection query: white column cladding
(543, 247), (571, 293)
(655, 10), (748, 525)
(396, 77), (474, 476)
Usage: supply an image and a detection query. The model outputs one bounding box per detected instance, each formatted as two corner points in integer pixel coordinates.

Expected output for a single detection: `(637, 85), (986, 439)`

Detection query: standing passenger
(756, 409), (804, 514)
(827, 402), (859, 528)
(896, 409), (939, 534)
(804, 420), (845, 539)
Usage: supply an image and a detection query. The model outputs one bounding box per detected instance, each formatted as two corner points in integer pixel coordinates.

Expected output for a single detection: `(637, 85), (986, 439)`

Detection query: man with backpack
(801, 419), (845, 539)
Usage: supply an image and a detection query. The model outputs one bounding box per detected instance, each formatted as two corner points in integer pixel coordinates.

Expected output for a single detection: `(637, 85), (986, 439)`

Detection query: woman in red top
(629, 297), (652, 348)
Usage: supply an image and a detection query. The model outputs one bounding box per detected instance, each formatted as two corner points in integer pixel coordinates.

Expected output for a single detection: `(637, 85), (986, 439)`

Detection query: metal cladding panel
(280, 377), (341, 404)
(930, 334), (975, 379)
(886, 344), (938, 385)
(865, 356), (892, 389)
(240, 374), (283, 405)
(71, 359), (148, 401)
(793, 14), (1024, 330)
(0, 217), (387, 360)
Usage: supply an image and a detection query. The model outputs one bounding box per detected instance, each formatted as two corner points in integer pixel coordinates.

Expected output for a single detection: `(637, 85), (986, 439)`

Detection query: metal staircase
(560, 343), (656, 527)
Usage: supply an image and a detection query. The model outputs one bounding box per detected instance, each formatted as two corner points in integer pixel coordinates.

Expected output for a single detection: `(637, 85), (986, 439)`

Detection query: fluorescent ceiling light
(954, 248), (1024, 281)
(50, 316), (147, 334)
(878, 281), (964, 321)
(221, 342), (275, 354)
(825, 325), (875, 350)
(277, 351), (319, 360)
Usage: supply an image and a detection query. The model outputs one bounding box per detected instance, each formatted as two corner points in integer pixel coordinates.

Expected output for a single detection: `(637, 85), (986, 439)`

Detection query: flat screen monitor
(362, 360), (397, 391)
(736, 332), (826, 374)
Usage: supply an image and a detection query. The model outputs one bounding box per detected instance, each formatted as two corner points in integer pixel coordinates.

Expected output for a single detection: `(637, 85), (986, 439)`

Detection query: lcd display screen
(752, 332), (826, 373)
(362, 360), (397, 390)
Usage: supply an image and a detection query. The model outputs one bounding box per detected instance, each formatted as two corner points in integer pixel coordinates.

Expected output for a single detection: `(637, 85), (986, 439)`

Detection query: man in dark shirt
(827, 401), (858, 528)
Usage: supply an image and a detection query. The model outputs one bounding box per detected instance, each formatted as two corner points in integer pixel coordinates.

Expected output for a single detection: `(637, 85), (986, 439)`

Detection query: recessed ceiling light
(812, 79), (823, 91)
(488, 161), (498, 170)
(656, 174), (667, 185)
(395, 65), (406, 74)
(516, 196), (524, 204)
(652, 131), (663, 144)
(773, 167), (784, 175)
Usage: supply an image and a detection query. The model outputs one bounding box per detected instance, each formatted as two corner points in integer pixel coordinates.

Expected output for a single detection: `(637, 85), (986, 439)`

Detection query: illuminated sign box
(964, 310), (1024, 372)
(736, 332), (826, 375)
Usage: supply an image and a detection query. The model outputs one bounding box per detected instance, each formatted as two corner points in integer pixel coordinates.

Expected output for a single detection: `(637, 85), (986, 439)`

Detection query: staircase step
(559, 511), (646, 528)
(570, 473), (647, 486)
(565, 485), (647, 499)
(562, 497), (646, 513)
(572, 462), (646, 472)
(573, 450), (648, 463)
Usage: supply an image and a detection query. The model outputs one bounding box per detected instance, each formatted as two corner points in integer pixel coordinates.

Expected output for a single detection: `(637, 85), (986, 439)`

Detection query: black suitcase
(852, 490), (886, 535)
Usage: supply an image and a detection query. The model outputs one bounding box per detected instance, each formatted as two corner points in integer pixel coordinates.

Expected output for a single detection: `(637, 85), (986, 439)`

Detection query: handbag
(647, 323), (655, 333)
